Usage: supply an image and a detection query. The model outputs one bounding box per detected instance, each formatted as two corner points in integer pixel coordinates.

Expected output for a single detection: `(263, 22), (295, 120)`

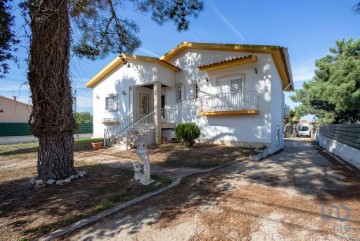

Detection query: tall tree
(354, 1), (360, 13)
(75, 112), (93, 123)
(5, 0), (204, 181)
(291, 39), (360, 124)
(0, 0), (19, 77)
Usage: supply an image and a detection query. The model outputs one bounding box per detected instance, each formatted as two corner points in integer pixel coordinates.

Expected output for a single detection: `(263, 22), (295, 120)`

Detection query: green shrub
(175, 123), (201, 147)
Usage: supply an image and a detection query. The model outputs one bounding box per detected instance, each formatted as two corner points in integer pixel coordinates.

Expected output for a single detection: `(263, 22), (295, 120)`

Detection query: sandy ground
(66, 139), (360, 241)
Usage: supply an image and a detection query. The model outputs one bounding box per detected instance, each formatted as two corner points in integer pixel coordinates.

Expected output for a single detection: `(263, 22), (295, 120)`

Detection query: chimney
(13, 96), (17, 101)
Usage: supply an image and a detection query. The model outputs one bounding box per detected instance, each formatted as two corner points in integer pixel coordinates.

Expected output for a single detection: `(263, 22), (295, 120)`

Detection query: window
(276, 125), (280, 145)
(217, 74), (244, 94)
(105, 95), (118, 111)
(230, 78), (243, 92)
(176, 84), (185, 102)
(189, 83), (199, 100)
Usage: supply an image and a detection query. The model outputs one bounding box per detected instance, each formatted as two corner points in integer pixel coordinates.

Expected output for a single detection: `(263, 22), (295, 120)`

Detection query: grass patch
(0, 138), (104, 159)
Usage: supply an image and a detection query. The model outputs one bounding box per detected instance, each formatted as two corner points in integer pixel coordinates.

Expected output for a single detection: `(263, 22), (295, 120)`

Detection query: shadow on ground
(63, 139), (360, 241)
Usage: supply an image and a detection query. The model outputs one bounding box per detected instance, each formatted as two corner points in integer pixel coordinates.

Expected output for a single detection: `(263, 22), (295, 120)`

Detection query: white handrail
(161, 107), (177, 123)
(104, 113), (133, 147)
(200, 91), (259, 112)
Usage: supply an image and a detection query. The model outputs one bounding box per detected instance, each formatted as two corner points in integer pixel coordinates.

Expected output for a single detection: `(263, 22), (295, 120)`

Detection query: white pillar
(154, 82), (162, 144)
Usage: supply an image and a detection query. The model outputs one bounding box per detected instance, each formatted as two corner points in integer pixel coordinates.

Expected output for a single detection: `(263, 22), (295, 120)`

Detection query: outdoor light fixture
(127, 63), (131, 68)
(254, 68), (258, 74)
(205, 77), (209, 83)
(96, 95), (100, 99)
(122, 90), (126, 95)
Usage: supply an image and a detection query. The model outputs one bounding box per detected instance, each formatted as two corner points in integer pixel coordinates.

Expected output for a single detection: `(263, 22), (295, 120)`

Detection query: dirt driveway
(66, 139), (360, 241)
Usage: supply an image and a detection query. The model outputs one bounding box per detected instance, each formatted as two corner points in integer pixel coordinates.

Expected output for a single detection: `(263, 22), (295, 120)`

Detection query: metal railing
(104, 113), (133, 147)
(130, 111), (155, 134)
(161, 107), (177, 123)
(126, 111), (155, 150)
(200, 91), (259, 112)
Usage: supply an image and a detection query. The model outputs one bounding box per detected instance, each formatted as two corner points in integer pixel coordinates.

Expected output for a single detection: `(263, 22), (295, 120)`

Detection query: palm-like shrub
(175, 123), (201, 147)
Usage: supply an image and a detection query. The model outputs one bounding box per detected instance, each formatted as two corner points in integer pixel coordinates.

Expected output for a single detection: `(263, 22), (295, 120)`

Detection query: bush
(175, 123), (201, 148)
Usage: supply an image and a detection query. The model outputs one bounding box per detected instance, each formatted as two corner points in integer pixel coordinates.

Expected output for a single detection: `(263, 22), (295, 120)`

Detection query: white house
(87, 42), (294, 153)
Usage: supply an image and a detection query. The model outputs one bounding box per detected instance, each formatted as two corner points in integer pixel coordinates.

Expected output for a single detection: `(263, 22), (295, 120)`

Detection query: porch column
(154, 82), (162, 145)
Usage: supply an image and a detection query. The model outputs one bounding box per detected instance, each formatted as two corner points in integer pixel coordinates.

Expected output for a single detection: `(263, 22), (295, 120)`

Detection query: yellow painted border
(160, 42), (293, 91)
(86, 54), (181, 88)
(198, 110), (259, 116)
(198, 55), (257, 71)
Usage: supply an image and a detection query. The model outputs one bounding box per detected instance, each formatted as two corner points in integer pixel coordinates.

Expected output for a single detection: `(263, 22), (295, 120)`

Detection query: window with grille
(189, 83), (199, 100)
(105, 95), (118, 111)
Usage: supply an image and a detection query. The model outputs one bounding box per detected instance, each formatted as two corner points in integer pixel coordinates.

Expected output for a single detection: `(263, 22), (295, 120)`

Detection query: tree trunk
(38, 132), (75, 180)
(28, 0), (77, 180)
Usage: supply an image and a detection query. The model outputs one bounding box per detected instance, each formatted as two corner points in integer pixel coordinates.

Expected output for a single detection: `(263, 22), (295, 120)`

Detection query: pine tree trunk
(38, 132), (75, 180)
(28, 0), (77, 180)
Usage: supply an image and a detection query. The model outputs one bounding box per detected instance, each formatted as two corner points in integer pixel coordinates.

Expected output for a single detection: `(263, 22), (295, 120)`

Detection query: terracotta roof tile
(198, 55), (255, 70)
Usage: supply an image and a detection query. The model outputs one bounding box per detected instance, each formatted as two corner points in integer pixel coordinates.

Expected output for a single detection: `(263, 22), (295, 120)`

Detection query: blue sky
(1, 0), (359, 120)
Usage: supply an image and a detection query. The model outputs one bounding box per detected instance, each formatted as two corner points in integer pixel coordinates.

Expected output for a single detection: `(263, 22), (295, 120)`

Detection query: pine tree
(2, 0), (203, 181)
(291, 39), (360, 124)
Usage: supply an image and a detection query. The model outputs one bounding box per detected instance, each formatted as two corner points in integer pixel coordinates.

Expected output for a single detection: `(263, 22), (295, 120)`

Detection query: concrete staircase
(104, 112), (155, 150)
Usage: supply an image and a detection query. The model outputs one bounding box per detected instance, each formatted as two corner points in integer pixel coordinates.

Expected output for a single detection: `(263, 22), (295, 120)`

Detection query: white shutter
(230, 77), (243, 93)
(181, 85), (185, 100)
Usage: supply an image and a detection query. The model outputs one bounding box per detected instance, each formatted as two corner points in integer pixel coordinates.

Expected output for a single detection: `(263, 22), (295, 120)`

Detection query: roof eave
(86, 54), (181, 88)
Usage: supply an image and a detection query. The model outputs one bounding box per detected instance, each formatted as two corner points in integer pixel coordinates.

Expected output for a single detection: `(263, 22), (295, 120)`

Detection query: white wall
(167, 49), (279, 146)
(270, 60), (285, 153)
(318, 134), (360, 170)
(92, 61), (176, 137)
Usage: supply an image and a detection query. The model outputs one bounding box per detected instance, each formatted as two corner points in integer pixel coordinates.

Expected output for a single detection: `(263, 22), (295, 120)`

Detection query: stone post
(154, 82), (162, 145)
(134, 135), (155, 185)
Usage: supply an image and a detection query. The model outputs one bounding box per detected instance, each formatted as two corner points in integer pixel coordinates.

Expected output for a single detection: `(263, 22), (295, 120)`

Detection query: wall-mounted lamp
(122, 90), (126, 95)
(127, 63), (131, 68)
(254, 68), (258, 74)
(96, 95), (100, 99)
(205, 77), (209, 83)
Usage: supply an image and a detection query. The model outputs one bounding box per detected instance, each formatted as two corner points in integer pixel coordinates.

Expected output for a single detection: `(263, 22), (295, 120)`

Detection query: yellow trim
(160, 42), (293, 91)
(86, 54), (181, 88)
(198, 55), (257, 71)
(123, 54), (181, 72)
(198, 110), (259, 116)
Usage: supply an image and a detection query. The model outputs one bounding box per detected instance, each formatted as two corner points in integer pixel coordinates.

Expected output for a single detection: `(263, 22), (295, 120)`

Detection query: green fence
(77, 123), (93, 134)
(319, 123), (360, 150)
(0, 123), (93, 137)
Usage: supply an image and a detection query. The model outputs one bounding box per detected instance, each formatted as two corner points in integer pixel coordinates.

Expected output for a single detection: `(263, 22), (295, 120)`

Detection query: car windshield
(299, 126), (309, 131)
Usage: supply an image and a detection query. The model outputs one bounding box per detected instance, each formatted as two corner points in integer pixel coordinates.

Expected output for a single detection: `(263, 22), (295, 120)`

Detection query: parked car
(296, 124), (312, 137)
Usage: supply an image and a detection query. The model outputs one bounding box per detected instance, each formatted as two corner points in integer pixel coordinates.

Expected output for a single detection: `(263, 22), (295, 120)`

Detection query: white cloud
(292, 58), (317, 82)
(139, 48), (160, 57)
(209, 2), (246, 43)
